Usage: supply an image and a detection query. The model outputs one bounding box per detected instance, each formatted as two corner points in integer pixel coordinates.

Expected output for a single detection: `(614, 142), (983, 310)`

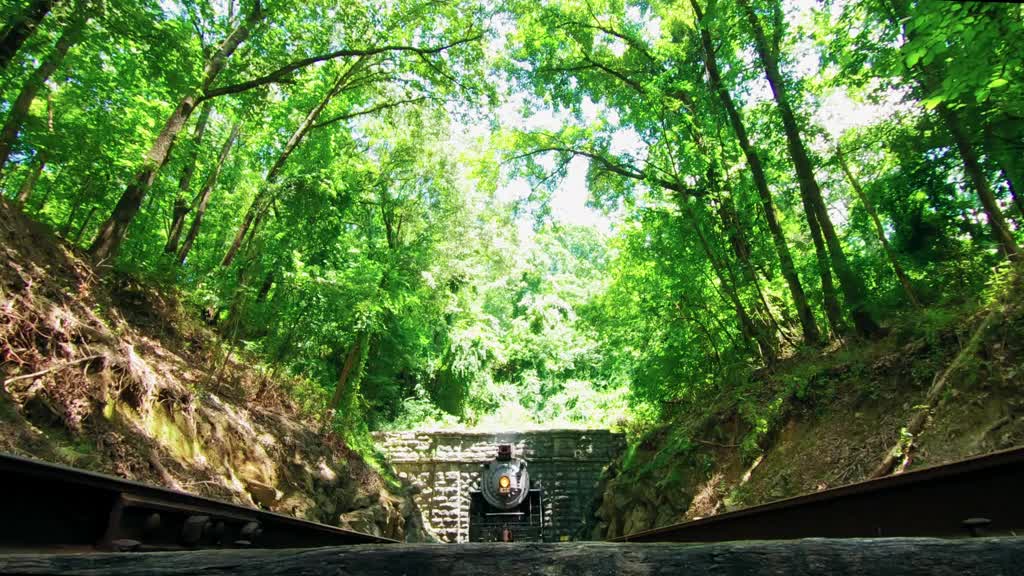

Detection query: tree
(690, 0), (820, 345)
(177, 120), (241, 264)
(888, 0), (1019, 258)
(819, 0), (1021, 259)
(833, 138), (921, 308)
(0, 0), (59, 69)
(88, 2), (265, 259)
(737, 0), (881, 337)
(0, 4), (88, 175)
(164, 103), (211, 255)
(221, 59), (367, 267)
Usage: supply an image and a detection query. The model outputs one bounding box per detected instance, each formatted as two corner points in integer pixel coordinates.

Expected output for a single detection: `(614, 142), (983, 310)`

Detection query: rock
(351, 491), (374, 510)
(383, 502), (405, 540)
(244, 480), (282, 509)
(339, 506), (385, 538)
(654, 506), (679, 529)
(400, 498), (434, 543)
(21, 386), (65, 430)
(622, 502), (655, 536)
(277, 492), (315, 518)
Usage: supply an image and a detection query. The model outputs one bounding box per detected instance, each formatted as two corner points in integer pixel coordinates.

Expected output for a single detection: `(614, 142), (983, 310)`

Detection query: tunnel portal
(373, 430), (625, 543)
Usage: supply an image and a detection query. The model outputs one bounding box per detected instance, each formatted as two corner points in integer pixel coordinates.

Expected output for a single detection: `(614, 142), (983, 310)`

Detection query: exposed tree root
(693, 439), (741, 448)
(3, 354), (104, 386)
(982, 416), (1012, 438)
(147, 450), (184, 491)
(869, 305), (1001, 479)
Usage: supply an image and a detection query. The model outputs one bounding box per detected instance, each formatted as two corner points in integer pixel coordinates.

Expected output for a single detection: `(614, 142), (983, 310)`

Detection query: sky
(492, 96), (616, 234)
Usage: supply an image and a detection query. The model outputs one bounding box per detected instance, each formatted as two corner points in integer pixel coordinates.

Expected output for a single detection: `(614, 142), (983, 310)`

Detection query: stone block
(374, 429), (624, 542)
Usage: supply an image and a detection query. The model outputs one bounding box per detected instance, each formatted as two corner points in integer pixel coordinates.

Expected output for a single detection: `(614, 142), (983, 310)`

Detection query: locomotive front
(468, 444), (545, 542)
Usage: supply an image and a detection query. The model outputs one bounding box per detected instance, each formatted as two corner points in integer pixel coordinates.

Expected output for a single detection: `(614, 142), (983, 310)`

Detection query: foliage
(1, 0), (1020, 453)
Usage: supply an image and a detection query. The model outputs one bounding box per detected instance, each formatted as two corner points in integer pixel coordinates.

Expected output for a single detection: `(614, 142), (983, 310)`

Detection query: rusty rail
(612, 446), (1024, 542)
(0, 453), (395, 552)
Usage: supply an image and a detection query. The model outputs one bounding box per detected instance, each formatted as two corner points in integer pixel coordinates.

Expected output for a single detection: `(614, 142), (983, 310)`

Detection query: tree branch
(578, 13), (659, 64)
(509, 146), (700, 196)
(770, 1), (784, 59)
(312, 96), (430, 129)
(582, 55), (647, 93)
(201, 33), (482, 101)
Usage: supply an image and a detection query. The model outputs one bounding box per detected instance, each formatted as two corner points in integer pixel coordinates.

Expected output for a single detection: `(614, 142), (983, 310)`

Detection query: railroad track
(612, 445), (1024, 542)
(0, 453), (395, 552)
(6, 446), (1022, 553)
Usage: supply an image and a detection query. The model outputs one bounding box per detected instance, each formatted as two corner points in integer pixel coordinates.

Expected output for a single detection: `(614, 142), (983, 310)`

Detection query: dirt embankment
(594, 268), (1024, 540)
(0, 200), (427, 541)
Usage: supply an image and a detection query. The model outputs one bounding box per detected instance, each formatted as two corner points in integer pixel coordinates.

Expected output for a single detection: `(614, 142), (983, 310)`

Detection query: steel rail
(0, 452), (396, 552)
(611, 445), (1024, 542)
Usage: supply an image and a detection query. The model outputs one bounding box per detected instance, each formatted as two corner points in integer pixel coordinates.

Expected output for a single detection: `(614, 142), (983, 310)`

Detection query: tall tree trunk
(224, 201), (270, 271)
(886, 0), (1019, 259)
(331, 332), (367, 413)
(739, 0), (881, 338)
(675, 99), (782, 353)
(679, 297), (721, 367)
(73, 204), (96, 244)
(255, 271), (274, 303)
(1005, 171), (1024, 223)
(715, 181), (784, 349)
(684, 196), (776, 364)
(60, 191), (84, 237)
(89, 5), (264, 260)
(0, 13), (85, 175)
(0, 0), (58, 69)
(31, 163), (59, 211)
(14, 151), (45, 207)
(222, 207), (256, 267)
(222, 60), (364, 267)
(661, 105), (779, 360)
(165, 103), (212, 254)
(57, 175), (93, 234)
(716, 169), (788, 343)
(938, 106), (1019, 258)
(695, 223), (757, 353)
(834, 142), (921, 308)
(716, 189), (755, 284)
(691, 0), (821, 346)
(178, 121), (241, 264)
(807, 202), (846, 337)
(985, 121), (1023, 215)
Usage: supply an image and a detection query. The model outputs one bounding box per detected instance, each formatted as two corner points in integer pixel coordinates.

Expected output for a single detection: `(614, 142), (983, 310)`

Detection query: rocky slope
(594, 266), (1024, 539)
(0, 200), (427, 541)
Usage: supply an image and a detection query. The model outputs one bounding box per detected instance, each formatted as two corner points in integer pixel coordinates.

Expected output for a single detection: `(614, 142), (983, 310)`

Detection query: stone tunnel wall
(373, 430), (626, 543)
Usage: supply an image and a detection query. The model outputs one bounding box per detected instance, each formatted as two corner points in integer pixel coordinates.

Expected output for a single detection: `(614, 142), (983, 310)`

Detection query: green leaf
(921, 95), (945, 110)
(987, 78), (1009, 89)
(905, 48), (925, 68)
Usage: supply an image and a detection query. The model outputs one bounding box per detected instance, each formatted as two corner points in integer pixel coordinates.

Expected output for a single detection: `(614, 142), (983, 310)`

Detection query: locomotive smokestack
(497, 444), (512, 461)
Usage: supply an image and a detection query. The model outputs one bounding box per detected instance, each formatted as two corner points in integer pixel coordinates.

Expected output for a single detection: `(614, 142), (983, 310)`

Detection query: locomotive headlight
(499, 475), (511, 492)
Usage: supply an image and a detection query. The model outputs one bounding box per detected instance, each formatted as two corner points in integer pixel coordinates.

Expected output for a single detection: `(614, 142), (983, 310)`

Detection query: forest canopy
(1, 0), (1021, 436)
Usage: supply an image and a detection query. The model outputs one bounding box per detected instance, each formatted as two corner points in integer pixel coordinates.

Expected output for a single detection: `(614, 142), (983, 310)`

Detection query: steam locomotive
(468, 444), (545, 542)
